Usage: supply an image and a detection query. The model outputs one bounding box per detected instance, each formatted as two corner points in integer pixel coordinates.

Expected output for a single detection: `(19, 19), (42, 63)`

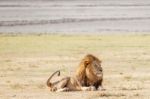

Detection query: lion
(75, 54), (103, 90)
(46, 70), (96, 92)
(46, 54), (104, 92)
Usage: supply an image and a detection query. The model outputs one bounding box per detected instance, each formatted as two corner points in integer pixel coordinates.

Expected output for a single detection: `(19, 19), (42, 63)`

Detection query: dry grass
(10, 83), (24, 90)
(0, 34), (150, 99)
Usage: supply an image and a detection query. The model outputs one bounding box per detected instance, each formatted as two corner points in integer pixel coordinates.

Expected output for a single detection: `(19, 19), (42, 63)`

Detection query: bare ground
(0, 34), (150, 99)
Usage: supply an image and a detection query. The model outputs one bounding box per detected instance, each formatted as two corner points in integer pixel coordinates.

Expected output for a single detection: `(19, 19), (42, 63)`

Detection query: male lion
(46, 70), (96, 92)
(46, 54), (104, 92)
(75, 54), (103, 90)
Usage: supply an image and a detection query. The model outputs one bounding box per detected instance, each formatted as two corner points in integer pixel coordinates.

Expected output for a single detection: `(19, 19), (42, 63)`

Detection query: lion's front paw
(90, 86), (96, 91)
(82, 87), (91, 91)
(98, 86), (105, 91)
(50, 87), (57, 92)
(82, 86), (96, 91)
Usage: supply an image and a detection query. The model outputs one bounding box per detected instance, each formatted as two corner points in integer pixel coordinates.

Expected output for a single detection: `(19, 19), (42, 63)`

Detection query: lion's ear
(84, 61), (90, 67)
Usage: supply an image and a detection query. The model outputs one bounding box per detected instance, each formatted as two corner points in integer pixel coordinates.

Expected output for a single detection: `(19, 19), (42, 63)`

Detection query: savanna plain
(0, 34), (150, 99)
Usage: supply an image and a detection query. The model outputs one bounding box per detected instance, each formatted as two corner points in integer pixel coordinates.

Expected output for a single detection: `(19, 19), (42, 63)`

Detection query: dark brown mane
(75, 54), (103, 88)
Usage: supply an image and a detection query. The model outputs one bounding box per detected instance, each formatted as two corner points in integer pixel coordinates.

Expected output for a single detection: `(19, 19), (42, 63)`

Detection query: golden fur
(46, 54), (103, 92)
(75, 54), (103, 90)
(46, 70), (96, 92)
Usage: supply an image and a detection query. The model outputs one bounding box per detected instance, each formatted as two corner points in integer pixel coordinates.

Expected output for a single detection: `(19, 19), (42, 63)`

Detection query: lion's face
(76, 54), (103, 87)
(91, 60), (103, 79)
(86, 59), (103, 82)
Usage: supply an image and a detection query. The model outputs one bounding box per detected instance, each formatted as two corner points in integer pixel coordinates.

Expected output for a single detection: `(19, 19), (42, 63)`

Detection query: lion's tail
(46, 70), (60, 87)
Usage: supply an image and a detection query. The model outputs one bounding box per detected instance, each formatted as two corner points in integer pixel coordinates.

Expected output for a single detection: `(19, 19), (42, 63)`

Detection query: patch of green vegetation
(0, 34), (150, 56)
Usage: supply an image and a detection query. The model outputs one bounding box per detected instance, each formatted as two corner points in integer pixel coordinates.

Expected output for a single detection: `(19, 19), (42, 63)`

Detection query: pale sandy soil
(0, 34), (150, 99)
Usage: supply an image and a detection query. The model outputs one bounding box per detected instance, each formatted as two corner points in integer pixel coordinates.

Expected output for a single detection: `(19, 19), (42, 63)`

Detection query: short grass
(0, 34), (150, 56)
(0, 34), (150, 99)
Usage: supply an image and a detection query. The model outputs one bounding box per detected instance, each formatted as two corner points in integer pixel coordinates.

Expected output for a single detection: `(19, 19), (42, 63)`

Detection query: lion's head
(75, 54), (103, 89)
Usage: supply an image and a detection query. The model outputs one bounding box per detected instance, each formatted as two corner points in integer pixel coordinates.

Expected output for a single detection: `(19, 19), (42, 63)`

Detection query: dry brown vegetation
(0, 34), (150, 99)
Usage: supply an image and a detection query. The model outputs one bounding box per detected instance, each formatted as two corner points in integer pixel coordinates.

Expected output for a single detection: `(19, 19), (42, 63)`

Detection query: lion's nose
(100, 69), (102, 72)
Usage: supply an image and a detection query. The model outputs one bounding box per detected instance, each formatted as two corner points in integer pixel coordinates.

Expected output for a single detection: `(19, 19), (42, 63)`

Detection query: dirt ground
(0, 34), (150, 99)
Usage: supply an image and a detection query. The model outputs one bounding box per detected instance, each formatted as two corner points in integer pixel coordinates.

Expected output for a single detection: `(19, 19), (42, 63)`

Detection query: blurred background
(0, 0), (150, 34)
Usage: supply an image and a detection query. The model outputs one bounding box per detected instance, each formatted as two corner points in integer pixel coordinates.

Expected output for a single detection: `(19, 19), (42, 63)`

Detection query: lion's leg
(98, 86), (105, 91)
(89, 86), (96, 91)
(97, 80), (105, 91)
(57, 77), (70, 88)
(55, 77), (70, 92)
(80, 86), (96, 91)
(50, 78), (70, 92)
(56, 87), (69, 92)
